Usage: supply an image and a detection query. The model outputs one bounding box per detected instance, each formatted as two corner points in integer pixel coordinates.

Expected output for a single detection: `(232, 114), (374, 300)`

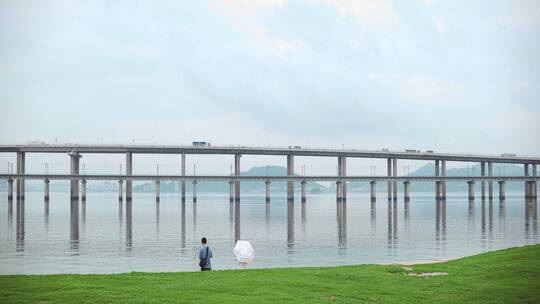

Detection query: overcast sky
(1, 0), (539, 174)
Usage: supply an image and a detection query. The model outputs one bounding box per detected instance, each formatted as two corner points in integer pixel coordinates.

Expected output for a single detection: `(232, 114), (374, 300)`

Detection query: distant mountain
(133, 165), (327, 193)
(346, 163), (528, 193)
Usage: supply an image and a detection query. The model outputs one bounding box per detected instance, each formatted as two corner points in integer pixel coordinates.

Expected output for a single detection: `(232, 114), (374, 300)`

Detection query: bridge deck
(0, 144), (539, 164)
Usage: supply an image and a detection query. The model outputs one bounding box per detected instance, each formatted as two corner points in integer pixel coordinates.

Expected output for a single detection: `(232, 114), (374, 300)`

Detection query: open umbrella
(233, 240), (255, 264)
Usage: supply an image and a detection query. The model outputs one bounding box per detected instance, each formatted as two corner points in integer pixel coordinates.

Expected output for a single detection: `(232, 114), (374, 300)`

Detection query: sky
(0, 0), (539, 175)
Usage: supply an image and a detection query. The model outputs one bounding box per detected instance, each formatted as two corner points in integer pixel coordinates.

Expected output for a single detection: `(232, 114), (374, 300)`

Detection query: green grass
(1, 244), (540, 303)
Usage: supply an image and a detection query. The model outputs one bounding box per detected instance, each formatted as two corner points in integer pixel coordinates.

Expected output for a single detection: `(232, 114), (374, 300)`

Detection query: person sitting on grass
(198, 237), (213, 271)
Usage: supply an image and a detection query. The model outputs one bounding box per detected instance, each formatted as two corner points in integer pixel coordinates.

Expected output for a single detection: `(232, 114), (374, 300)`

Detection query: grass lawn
(1, 244), (540, 303)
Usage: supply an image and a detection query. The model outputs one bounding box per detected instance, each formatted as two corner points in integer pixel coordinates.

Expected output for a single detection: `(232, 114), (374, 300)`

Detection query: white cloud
(326, 0), (399, 30)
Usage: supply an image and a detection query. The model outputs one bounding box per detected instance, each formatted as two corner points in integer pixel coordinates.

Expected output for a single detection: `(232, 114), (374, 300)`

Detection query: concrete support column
(481, 162), (486, 199)
(524, 164), (530, 199)
(234, 154), (241, 203)
(229, 180), (234, 203)
(181, 152), (186, 203)
(467, 181), (475, 200)
(44, 179), (50, 201)
(488, 162), (493, 199)
(387, 158), (392, 201)
(392, 158), (397, 202)
(441, 160), (447, 200)
(370, 181), (376, 202)
(126, 152), (133, 202)
(287, 154), (294, 202)
(533, 164), (538, 199)
(8, 178), (14, 201)
(16, 152), (25, 200)
(404, 180), (410, 202)
(498, 180), (506, 200)
(265, 180), (270, 203)
(435, 160), (440, 199)
(338, 156), (347, 203)
(81, 179), (86, 202)
(301, 180), (307, 203)
(69, 152), (81, 201)
(118, 180), (123, 201)
(192, 180), (198, 203)
(155, 180), (160, 202)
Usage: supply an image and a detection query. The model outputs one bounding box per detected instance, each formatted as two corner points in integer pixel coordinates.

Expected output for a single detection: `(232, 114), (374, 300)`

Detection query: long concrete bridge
(2, 143), (539, 247)
(2, 144), (539, 203)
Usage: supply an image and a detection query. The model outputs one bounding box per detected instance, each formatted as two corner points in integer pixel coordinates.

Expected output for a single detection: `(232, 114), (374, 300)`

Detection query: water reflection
(265, 200), (270, 234)
(481, 198), (486, 236)
(44, 197), (49, 231)
(118, 198), (123, 229)
(8, 196), (13, 238)
(301, 199), (306, 233)
(126, 199), (132, 250)
(435, 199), (446, 242)
(488, 198), (493, 234)
(525, 199), (537, 238)
(370, 200), (376, 234)
(287, 200), (294, 251)
(155, 200), (160, 236)
(180, 200), (186, 253)
(468, 199), (475, 233)
(16, 198), (24, 252)
(404, 200), (410, 234)
(234, 200), (240, 242)
(336, 200), (346, 253)
(387, 200), (398, 248)
(81, 199), (86, 233)
(499, 199), (506, 232)
(69, 198), (79, 251)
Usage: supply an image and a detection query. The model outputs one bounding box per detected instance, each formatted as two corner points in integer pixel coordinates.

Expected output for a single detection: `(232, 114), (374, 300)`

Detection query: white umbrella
(233, 240), (255, 264)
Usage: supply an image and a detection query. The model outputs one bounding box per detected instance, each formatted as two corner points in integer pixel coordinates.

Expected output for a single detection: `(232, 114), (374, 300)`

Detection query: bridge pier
(229, 180), (234, 203)
(81, 179), (86, 202)
(181, 153), (186, 203)
(43, 179), (50, 201)
(441, 160), (446, 199)
(488, 162), (493, 199)
(8, 178), (13, 201)
(370, 181), (376, 202)
(392, 158), (397, 202)
(265, 180), (270, 203)
(435, 160), (440, 199)
(467, 181), (475, 200)
(235, 154), (241, 203)
(301, 180), (306, 203)
(498, 180), (506, 200)
(533, 164), (538, 199)
(16, 152), (25, 200)
(118, 180), (123, 201)
(403, 180), (410, 202)
(481, 162), (486, 200)
(287, 154), (294, 202)
(338, 156), (347, 203)
(155, 180), (160, 202)
(69, 151), (81, 201)
(193, 180), (198, 203)
(126, 152), (133, 202)
(387, 158), (392, 201)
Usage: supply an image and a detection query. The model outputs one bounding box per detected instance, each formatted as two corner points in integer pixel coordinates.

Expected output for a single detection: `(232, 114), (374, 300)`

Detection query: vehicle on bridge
(193, 141), (211, 147)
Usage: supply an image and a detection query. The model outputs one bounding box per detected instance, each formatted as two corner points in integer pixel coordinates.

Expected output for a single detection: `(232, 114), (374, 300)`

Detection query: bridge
(1, 144), (539, 203)
(2, 143), (538, 245)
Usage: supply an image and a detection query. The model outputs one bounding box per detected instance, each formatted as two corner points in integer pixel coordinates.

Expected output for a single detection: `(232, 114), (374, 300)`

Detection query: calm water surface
(0, 190), (538, 274)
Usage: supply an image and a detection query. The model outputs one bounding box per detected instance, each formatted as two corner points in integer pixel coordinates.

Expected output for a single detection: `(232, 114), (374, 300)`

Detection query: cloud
(209, 0), (284, 38)
(326, 0), (399, 30)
